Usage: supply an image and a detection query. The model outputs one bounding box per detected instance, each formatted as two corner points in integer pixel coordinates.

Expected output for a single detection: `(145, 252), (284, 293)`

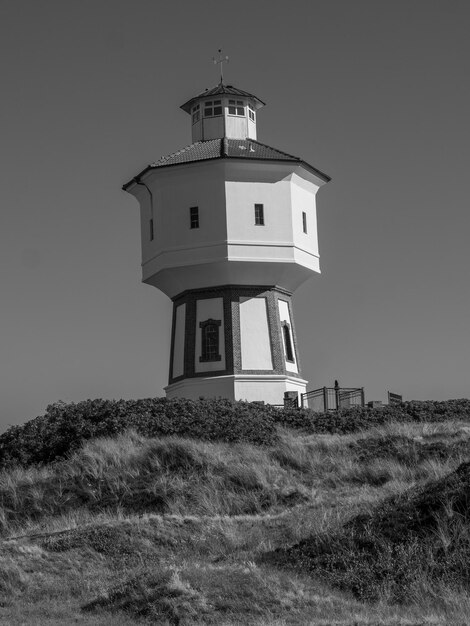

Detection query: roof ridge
(247, 139), (301, 161)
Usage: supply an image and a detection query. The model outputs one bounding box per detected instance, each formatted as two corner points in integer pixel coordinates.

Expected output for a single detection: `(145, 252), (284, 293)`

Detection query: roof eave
(122, 156), (226, 190)
(298, 161), (331, 183)
(180, 92), (265, 114)
(223, 156), (331, 182)
(122, 166), (153, 192)
(123, 156), (331, 191)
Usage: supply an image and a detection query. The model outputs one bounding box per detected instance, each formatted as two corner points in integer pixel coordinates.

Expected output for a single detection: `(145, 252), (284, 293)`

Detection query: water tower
(123, 72), (330, 405)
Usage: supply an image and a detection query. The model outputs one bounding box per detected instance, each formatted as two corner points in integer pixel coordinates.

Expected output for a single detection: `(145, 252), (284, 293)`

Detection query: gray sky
(1, 0), (469, 432)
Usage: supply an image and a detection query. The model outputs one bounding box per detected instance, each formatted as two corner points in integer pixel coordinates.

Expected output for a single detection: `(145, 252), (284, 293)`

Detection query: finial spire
(212, 49), (229, 84)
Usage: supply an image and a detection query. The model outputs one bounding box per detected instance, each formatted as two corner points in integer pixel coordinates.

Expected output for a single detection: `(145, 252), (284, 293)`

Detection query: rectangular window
(228, 99), (245, 116)
(199, 319), (222, 362)
(149, 218), (154, 241)
(190, 206), (199, 229)
(248, 104), (255, 122)
(282, 323), (295, 362)
(302, 211), (307, 233)
(254, 203), (264, 226)
(191, 104), (200, 124)
(203, 100), (222, 117)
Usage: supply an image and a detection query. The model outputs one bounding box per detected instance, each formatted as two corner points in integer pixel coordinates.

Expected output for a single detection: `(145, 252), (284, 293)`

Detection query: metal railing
(301, 386), (365, 411)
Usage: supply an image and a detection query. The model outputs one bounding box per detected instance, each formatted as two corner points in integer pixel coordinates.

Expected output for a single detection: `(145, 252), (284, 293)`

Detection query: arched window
(199, 318), (222, 362)
(282, 322), (295, 363)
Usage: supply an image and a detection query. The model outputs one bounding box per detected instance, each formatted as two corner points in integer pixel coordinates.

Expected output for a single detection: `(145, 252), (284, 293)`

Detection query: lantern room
(180, 83), (265, 142)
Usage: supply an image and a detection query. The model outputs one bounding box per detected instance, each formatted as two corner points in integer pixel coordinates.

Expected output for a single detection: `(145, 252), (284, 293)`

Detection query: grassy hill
(2, 398), (470, 624)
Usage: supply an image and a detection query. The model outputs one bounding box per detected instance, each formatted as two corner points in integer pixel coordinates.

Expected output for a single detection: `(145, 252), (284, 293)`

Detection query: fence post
(361, 387), (365, 407)
(323, 386), (328, 412)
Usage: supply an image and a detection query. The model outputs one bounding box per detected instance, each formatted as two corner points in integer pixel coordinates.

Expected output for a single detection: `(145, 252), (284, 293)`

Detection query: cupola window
(248, 104), (255, 122)
(228, 99), (245, 116)
(204, 100), (222, 117)
(191, 104), (200, 124)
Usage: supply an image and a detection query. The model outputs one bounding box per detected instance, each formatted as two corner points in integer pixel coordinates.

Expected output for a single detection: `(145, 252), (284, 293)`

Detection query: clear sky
(1, 0), (469, 432)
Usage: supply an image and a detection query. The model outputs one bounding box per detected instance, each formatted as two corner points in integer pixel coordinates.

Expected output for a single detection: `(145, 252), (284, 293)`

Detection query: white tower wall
(132, 161), (324, 299)
(239, 297), (273, 370)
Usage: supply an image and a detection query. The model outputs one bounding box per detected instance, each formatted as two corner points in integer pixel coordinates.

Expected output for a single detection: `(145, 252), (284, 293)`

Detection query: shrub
(2, 396), (470, 471)
(0, 398), (278, 469)
(274, 399), (470, 435)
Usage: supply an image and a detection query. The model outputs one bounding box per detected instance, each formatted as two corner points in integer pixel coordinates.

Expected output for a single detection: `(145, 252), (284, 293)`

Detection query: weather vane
(212, 49), (229, 84)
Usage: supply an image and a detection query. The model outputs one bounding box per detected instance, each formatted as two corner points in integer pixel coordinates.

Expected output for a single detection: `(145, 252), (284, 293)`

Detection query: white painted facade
(128, 160), (325, 299)
(165, 374), (307, 405)
(239, 297), (273, 370)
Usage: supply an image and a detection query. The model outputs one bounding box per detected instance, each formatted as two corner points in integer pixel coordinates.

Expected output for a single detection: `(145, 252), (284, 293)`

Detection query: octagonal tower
(123, 81), (330, 405)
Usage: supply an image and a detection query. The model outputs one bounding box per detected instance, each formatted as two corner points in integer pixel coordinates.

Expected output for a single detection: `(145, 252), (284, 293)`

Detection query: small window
(282, 322), (295, 362)
(190, 206), (199, 229)
(149, 218), (154, 241)
(191, 104), (200, 124)
(248, 104), (255, 122)
(254, 203), (264, 226)
(199, 318), (222, 362)
(204, 99), (222, 117)
(302, 211), (307, 234)
(228, 99), (245, 116)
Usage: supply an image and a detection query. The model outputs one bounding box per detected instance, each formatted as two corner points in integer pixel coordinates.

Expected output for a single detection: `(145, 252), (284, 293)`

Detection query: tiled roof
(180, 83), (265, 113)
(123, 140), (330, 189)
(224, 139), (300, 162)
(150, 139), (302, 167)
(149, 139), (223, 167)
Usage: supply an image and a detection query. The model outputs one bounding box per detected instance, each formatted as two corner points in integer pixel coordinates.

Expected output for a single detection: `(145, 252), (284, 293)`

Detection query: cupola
(180, 82), (265, 142)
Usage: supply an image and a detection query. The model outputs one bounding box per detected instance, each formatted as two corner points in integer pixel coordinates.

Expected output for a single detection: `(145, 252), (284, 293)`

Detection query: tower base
(166, 285), (307, 406)
(165, 374), (307, 406)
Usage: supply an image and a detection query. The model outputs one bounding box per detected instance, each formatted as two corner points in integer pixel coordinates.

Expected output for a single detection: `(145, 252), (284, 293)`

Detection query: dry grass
(1, 421), (470, 624)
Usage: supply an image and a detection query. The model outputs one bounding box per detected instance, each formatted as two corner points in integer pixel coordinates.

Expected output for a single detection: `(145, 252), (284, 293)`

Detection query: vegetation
(271, 455), (470, 604)
(2, 396), (470, 470)
(2, 398), (470, 623)
(0, 398), (279, 469)
(276, 397), (470, 434)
